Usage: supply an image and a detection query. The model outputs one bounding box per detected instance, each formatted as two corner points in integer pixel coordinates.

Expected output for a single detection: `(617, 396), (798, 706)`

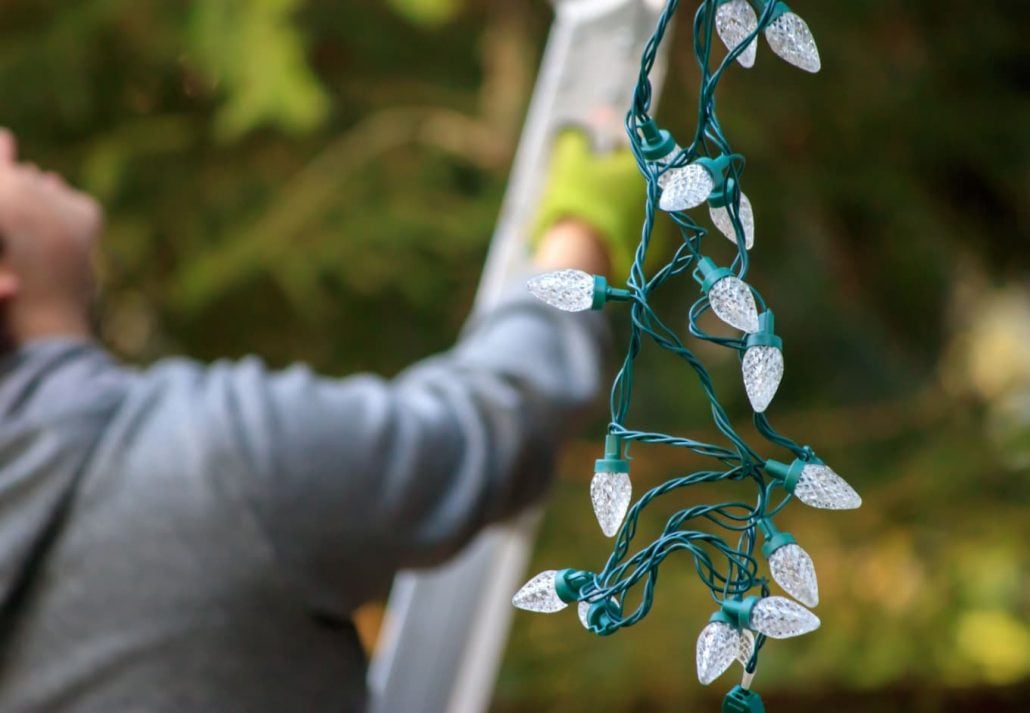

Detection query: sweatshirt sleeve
(195, 290), (606, 611)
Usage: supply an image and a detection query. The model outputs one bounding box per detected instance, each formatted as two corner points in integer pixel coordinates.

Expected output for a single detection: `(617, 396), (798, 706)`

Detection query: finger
(0, 129), (17, 164)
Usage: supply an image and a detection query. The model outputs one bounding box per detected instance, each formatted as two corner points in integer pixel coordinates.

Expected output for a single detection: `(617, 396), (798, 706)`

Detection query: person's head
(0, 129), (103, 351)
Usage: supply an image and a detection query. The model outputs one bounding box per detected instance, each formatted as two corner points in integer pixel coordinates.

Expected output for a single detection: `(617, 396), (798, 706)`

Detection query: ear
(0, 271), (18, 302)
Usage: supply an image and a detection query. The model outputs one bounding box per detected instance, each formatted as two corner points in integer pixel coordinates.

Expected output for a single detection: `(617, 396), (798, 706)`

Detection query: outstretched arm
(137, 220), (612, 612)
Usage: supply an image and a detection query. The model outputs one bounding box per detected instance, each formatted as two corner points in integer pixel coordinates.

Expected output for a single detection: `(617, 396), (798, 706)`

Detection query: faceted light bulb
(764, 11), (821, 73)
(655, 145), (685, 175)
(590, 470), (632, 538)
(696, 621), (741, 685)
(577, 600), (591, 629)
(709, 276), (760, 332)
(794, 463), (862, 510)
(768, 543), (819, 607)
(658, 164), (715, 212)
(527, 269), (595, 312)
(512, 570), (567, 613)
(738, 629), (756, 667)
(578, 597), (619, 630)
(715, 0), (759, 68)
(748, 596), (820, 639)
(710, 192), (756, 250)
(742, 345), (784, 413)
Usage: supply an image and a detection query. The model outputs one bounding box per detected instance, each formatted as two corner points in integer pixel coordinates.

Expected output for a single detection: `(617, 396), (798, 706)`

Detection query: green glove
(532, 130), (647, 281)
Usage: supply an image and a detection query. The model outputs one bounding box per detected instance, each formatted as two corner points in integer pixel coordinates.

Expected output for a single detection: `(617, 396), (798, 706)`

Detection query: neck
(7, 302), (92, 346)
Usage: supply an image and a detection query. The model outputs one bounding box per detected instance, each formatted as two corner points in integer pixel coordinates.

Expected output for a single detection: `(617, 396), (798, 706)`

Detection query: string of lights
(514, 2), (859, 711)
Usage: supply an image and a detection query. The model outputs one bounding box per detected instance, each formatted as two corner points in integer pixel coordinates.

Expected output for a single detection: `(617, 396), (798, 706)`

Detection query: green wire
(577, 1), (814, 663)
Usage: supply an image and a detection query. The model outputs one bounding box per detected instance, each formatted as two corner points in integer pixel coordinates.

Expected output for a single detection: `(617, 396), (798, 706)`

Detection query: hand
(532, 130), (645, 280)
(533, 219), (611, 277)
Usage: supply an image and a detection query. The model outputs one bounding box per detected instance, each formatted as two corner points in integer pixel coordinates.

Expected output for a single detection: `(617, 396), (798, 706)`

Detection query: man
(0, 128), (640, 711)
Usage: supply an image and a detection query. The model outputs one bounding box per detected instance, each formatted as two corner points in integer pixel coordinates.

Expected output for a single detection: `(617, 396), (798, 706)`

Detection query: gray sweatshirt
(0, 293), (604, 712)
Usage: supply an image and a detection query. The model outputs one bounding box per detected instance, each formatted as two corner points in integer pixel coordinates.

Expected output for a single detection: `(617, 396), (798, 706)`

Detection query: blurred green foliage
(386, 0), (463, 27)
(0, 0), (1026, 710)
(190, 0), (330, 139)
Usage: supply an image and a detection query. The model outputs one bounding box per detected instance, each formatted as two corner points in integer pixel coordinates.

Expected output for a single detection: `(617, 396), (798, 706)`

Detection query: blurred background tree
(0, 0), (1026, 710)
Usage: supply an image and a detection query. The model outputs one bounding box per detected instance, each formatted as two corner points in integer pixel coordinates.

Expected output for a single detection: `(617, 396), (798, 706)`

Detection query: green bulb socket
(708, 609), (738, 628)
(707, 176), (737, 209)
(723, 685), (766, 713)
(769, 1), (792, 22)
(554, 569), (593, 604)
(745, 311), (783, 350)
(757, 518), (797, 559)
(749, 0), (791, 23)
(720, 595), (760, 630)
(591, 276), (609, 310)
(767, 454), (826, 495)
(706, 151), (745, 204)
(637, 119), (677, 161)
(591, 275), (632, 310)
(595, 434), (630, 474)
(695, 154), (731, 181)
(692, 257), (735, 294)
(764, 457), (807, 496)
(585, 597), (622, 635)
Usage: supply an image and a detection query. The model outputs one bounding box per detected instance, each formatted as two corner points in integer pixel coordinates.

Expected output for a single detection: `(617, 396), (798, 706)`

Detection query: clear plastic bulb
(709, 276), (760, 333)
(655, 145), (685, 177)
(794, 463), (862, 510)
(768, 543), (819, 607)
(512, 570), (567, 613)
(658, 164), (715, 212)
(696, 621), (741, 685)
(527, 269), (595, 312)
(738, 629), (756, 667)
(577, 600), (591, 629)
(715, 0), (759, 68)
(577, 596), (619, 630)
(590, 470), (632, 538)
(741, 345), (784, 413)
(710, 191), (756, 250)
(749, 596), (820, 639)
(764, 11), (821, 73)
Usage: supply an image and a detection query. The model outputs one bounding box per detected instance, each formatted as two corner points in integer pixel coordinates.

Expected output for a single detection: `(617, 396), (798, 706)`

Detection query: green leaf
(188, 0), (329, 140)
